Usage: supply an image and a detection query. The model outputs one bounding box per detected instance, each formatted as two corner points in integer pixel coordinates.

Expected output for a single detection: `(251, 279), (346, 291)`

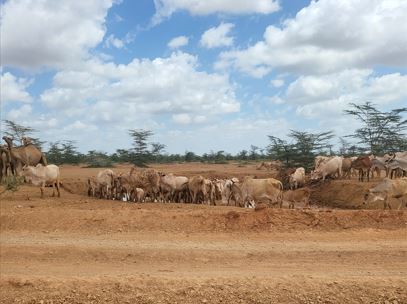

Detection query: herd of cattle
(87, 168), (308, 209)
(84, 152), (407, 209)
(1, 135), (406, 209)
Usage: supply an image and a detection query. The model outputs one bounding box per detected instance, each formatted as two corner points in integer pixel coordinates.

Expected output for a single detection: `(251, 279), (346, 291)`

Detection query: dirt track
(1, 164), (407, 303)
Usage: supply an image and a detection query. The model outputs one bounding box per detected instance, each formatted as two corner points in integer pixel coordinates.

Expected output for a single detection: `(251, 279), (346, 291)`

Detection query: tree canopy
(344, 102), (407, 154)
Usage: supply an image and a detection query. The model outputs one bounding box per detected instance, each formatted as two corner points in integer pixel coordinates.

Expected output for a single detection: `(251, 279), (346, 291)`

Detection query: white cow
(363, 178), (407, 209)
(311, 156), (343, 181)
(96, 169), (115, 199)
(314, 156), (332, 170)
(289, 167), (305, 189)
(22, 164), (60, 198)
(159, 173), (189, 202)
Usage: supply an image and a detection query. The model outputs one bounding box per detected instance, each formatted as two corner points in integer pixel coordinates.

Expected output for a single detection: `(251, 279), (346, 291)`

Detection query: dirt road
(1, 164), (407, 303)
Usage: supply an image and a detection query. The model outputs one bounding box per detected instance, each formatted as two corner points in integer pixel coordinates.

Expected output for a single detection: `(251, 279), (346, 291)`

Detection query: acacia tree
(150, 142), (166, 163)
(344, 102), (407, 154)
(128, 129), (153, 166)
(2, 120), (45, 149)
(267, 130), (334, 170)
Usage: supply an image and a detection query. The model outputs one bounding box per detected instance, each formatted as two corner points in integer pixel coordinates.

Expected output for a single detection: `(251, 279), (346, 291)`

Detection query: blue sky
(1, 0), (406, 154)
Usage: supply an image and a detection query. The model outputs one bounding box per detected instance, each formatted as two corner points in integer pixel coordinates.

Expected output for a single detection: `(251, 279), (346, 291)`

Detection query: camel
(2, 137), (47, 175)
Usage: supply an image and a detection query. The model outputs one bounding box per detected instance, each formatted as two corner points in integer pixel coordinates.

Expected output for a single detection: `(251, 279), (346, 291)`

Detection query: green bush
(85, 155), (114, 168)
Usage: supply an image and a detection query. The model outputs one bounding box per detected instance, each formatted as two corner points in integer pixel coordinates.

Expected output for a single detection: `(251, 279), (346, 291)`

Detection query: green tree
(46, 142), (64, 165)
(128, 129), (153, 166)
(150, 142), (166, 162)
(184, 151), (198, 162)
(2, 120), (45, 149)
(267, 130), (334, 170)
(249, 145), (259, 160)
(344, 102), (407, 154)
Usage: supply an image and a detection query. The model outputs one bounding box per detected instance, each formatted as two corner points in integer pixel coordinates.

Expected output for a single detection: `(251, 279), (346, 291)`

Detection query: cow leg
(304, 197), (310, 208)
(40, 184), (45, 198)
(383, 195), (390, 210)
(56, 181), (60, 197)
(397, 198), (403, 210)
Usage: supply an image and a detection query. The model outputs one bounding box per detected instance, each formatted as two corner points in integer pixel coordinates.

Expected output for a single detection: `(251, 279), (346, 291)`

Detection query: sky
(1, 0), (406, 154)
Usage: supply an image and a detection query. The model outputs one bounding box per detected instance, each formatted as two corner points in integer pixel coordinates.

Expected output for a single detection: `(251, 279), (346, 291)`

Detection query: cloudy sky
(1, 0), (406, 154)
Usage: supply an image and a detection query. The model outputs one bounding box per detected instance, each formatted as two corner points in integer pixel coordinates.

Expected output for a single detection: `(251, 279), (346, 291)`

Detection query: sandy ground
(1, 163), (407, 303)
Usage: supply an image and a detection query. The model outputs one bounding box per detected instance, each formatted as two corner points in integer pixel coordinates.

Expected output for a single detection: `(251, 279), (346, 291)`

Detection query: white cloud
(152, 0), (279, 24)
(168, 36), (189, 49)
(275, 69), (407, 119)
(0, 72), (32, 103)
(172, 113), (192, 124)
(0, 0), (113, 70)
(40, 52), (240, 124)
(7, 104), (33, 121)
(104, 32), (135, 49)
(217, 0), (407, 77)
(104, 34), (125, 49)
(200, 23), (234, 49)
(270, 79), (284, 88)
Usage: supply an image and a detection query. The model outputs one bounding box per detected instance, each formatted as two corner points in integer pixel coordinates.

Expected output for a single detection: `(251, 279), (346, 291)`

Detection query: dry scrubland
(1, 163), (407, 304)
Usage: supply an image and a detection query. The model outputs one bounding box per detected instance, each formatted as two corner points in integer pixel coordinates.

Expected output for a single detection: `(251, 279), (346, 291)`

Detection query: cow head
(310, 170), (321, 181)
(21, 165), (33, 183)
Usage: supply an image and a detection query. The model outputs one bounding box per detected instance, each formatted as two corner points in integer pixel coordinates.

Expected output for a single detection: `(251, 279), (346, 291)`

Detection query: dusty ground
(1, 163), (406, 303)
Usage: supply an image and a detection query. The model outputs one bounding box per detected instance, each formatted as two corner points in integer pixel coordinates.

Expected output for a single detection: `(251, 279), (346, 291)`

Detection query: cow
(370, 157), (388, 178)
(22, 164), (60, 198)
(351, 156), (372, 182)
(363, 178), (407, 209)
(159, 173), (189, 203)
(232, 177), (283, 208)
(213, 178), (225, 201)
(277, 167), (297, 189)
(341, 157), (353, 179)
(385, 157), (407, 179)
(204, 178), (216, 205)
(311, 156), (343, 181)
(289, 167), (305, 189)
(222, 178), (241, 206)
(87, 177), (99, 197)
(283, 187), (311, 209)
(188, 175), (207, 204)
(96, 169), (115, 199)
(314, 156), (332, 170)
(134, 188), (145, 202)
(127, 168), (160, 202)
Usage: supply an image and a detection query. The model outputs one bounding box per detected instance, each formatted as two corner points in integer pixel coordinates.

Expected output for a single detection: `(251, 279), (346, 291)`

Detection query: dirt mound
(1, 189), (406, 233)
(309, 179), (398, 209)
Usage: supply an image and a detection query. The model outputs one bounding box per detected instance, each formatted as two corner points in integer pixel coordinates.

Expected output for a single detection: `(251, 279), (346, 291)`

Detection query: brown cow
(351, 156), (372, 182)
